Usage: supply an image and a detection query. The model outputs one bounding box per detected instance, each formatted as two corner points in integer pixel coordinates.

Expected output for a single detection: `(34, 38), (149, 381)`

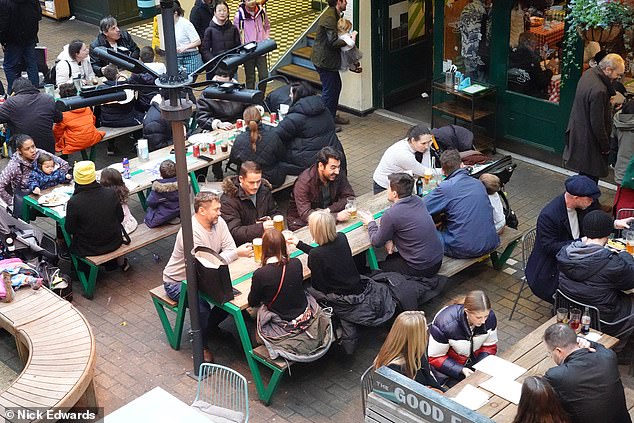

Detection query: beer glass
(626, 230), (634, 255)
(569, 308), (581, 333)
(423, 168), (433, 184)
(345, 197), (357, 219)
(253, 238), (263, 263)
(273, 215), (284, 232)
(556, 308), (568, 324)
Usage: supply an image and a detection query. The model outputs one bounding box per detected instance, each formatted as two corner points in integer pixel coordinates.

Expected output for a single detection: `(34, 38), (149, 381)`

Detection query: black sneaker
(121, 258), (131, 272)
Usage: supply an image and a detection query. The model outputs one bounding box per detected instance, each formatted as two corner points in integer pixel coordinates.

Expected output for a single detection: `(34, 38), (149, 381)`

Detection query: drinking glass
(569, 308), (581, 333)
(626, 230), (634, 255)
(253, 238), (262, 264)
(556, 307), (568, 324)
(273, 215), (284, 232)
(345, 197), (357, 218)
(44, 84), (55, 97)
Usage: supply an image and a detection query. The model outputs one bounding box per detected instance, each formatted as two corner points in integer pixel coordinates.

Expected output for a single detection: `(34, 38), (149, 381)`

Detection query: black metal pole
(157, 0), (203, 377)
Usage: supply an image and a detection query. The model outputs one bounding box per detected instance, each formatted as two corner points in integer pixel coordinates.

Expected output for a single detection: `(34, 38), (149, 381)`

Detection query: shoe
(203, 347), (215, 363)
(120, 258), (131, 272)
(30, 278), (43, 290)
(57, 241), (71, 261)
(335, 114), (350, 125)
(335, 126), (343, 133)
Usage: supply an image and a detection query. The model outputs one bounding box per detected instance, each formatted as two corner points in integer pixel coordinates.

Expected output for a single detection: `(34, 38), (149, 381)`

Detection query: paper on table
(479, 377), (522, 405)
(123, 178), (140, 191)
(473, 355), (526, 380)
(452, 384), (491, 410)
(581, 331), (601, 342)
(461, 84), (487, 94)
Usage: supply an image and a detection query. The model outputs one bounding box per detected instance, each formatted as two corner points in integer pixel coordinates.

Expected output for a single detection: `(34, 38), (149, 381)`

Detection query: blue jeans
(3, 42), (39, 93)
(164, 281), (228, 346)
(315, 67), (341, 119)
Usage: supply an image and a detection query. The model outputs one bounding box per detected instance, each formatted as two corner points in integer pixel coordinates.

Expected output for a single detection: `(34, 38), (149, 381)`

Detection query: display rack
(39, 0), (70, 20)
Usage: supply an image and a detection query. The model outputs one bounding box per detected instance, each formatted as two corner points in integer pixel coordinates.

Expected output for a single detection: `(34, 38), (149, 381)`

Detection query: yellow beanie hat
(73, 161), (96, 185)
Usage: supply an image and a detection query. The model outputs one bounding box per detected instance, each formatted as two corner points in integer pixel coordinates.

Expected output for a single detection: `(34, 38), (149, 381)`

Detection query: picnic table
(445, 317), (619, 422)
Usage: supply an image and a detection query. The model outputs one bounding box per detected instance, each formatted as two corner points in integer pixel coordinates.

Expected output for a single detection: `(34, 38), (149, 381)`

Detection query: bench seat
(251, 344), (291, 371)
(76, 124), (143, 161)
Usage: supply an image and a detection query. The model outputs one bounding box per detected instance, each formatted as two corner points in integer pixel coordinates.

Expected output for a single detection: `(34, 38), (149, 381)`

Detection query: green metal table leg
(189, 171), (200, 194)
(137, 190), (148, 211)
(81, 150), (88, 160)
(491, 240), (519, 270)
(73, 256), (99, 299)
(152, 281), (188, 349)
(366, 247), (379, 270)
(89, 146), (97, 162)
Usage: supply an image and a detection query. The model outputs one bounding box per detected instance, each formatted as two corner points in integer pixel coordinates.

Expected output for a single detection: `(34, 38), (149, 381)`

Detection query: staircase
(275, 32), (323, 89)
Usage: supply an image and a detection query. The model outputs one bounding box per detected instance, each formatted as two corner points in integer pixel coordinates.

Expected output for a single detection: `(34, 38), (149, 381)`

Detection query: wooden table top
(446, 317), (619, 422)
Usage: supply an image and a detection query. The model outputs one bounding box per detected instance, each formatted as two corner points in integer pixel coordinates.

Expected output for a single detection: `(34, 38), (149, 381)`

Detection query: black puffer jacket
(128, 72), (158, 113)
(201, 19), (241, 63)
(557, 240), (634, 329)
(190, 0), (214, 40)
(0, 85), (62, 154)
(196, 96), (247, 130)
(143, 99), (173, 151)
(220, 176), (279, 245)
(96, 81), (143, 128)
(89, 31), (140, 77)
(229, 124), (287, 188)
(274, 95), (347, 175)
(64, 182), (124, 257)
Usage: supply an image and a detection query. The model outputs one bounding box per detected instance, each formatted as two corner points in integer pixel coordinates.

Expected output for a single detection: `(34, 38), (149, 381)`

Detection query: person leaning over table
(285, 210), (396, 355)
(359, 173), (443, 278)
(0, 134), (70, 217)
(512, 376), (571, 423)
(543, 323), (631, 423)
(373, 311), (444, 392)
(424, 149), (499, 259)
(64, 161), (131, 271)
(286, 146), (355, 231)
(372, 125), (440, 194)
(220, 161), (280, 246)
(163, 191), (253, 363)
(427, 290), (498, 387)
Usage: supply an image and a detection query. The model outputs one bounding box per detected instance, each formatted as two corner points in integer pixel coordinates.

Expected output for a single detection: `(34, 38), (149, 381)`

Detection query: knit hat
(582, 210), (613, 239)
(564, 175), (601, 199)
(73, 161), (96, 185)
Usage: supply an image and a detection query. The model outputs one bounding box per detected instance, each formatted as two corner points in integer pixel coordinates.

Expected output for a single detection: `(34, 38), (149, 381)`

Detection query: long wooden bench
(74, 222), (180, 299)
(0, 287), (97, 422)
(79, 124), (143, 161)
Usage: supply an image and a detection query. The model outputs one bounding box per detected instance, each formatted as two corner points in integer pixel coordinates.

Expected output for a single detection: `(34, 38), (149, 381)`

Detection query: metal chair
(616, 208), (634, 238)
(360, 365), (375, 417)
(194, 363), (249, 422)
(509, 227), (537, 321)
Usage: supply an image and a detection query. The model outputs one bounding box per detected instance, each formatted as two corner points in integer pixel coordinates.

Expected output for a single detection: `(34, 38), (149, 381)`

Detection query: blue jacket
(28, 166), (69, 192)
(424, 169), (499, 258)
(525, 194), (598, 302)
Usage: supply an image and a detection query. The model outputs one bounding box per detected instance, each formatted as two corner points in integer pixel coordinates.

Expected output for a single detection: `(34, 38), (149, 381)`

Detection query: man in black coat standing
(564, 53), (625, 182)
(0, 0), (42, 92)
(544, 323), (631, 423)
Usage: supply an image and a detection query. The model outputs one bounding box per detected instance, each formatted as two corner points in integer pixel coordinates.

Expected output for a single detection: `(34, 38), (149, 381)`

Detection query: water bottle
(122, 158), (131, 179)
(581, 307), (591, 335)
(137, 138), (150, 162)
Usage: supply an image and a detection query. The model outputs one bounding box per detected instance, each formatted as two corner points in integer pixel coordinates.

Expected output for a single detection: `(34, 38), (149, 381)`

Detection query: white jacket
(55, 45), (95, 86)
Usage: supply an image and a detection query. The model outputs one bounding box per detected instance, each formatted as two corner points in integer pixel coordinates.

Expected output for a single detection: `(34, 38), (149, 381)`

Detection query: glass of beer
(423, 168), (433, 184)
(273, 215), (284, 232)
(626, 230), (634, 255)
(345, 197), (357, 218)
(569, 308), (581, 333)
(253, 238), (263, 263)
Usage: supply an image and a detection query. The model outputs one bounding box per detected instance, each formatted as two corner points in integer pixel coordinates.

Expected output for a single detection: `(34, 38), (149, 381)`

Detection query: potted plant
(562, 0), (634, 76)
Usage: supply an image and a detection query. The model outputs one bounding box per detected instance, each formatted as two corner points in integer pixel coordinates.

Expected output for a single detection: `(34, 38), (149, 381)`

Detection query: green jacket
(311, 6), (346, 71)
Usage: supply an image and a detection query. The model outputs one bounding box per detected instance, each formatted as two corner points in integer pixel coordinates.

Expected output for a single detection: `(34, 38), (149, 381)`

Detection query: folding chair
(509, 227), (537, 320)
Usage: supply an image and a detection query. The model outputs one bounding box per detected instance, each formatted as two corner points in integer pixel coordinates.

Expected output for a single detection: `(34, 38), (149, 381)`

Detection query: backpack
(45, 59), (72, 87)
(36, 261), (73, 302)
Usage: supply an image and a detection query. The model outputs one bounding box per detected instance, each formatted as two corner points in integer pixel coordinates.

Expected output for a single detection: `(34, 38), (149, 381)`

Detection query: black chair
(509, 227), (537, 320)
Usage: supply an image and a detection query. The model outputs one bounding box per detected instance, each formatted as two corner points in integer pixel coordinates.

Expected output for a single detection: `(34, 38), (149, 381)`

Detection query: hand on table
(336, 210), (351, 222)
(577, 337), (596, 352)
(461, 367), (474, 378)
(357, 210), (373, 225)
(32, 187), (41, 195)
(285, 235), (299, 246)
(614, 217), (634, 230)
(217, 122), (234, 130)
(65, 174), (72, 180)
(237, 243), (253, 258)
(262, 219), (275, 230)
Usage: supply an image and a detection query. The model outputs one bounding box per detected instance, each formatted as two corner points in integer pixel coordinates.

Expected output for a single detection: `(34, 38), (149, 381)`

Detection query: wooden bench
(438, 227), (523, 278)
(79, 124), (143, 161)
(0, 288), (97, 421)
(149, 282), (188, 350)
(74, 222), (180, 299)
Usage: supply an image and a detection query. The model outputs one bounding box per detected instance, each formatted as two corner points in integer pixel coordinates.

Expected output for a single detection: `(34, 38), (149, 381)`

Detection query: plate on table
(38, 192), (70, 207)
(188, 132), (217, 145)
(607, 238), (627, 252)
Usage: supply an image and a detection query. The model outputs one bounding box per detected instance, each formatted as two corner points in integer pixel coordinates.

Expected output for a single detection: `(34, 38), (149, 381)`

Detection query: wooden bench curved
(0, 288), (97, 422)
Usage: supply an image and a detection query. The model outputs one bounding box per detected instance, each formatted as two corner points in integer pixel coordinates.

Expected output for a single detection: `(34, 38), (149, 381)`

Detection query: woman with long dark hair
(512, 376), (571, 423)
(229, 105), (287, 187)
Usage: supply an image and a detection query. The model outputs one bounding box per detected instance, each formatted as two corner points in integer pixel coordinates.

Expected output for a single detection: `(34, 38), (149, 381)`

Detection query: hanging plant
(561, 0), (634, 81)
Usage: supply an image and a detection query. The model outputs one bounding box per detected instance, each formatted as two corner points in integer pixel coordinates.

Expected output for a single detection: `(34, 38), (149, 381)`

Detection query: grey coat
(563, 67), (615, 178)
(614, 111), (634, 185)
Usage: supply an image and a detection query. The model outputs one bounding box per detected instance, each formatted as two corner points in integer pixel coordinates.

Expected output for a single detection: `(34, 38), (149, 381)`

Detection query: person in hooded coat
(612, 100), (634, 213)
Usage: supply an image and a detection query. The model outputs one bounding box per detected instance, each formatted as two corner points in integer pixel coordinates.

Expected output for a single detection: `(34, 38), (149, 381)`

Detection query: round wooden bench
(0, 287), (97, 422)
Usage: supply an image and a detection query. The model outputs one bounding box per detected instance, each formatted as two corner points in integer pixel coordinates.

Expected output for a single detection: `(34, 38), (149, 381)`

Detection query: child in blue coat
(28, 153), (72, 195)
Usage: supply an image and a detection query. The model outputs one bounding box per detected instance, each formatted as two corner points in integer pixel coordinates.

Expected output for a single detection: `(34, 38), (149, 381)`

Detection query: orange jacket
(53, 107), (105, 155)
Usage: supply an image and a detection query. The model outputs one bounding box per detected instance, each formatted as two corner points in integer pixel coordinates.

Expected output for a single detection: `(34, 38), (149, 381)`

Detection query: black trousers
(379, 252), (442, 278)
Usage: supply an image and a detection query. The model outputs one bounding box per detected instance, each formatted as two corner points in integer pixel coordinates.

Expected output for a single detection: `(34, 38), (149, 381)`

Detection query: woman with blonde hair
(374, 311), (443, 391)
(428, 290), (498, 387)
(229, 105), (287, 187)
(286, 210), (395, 354)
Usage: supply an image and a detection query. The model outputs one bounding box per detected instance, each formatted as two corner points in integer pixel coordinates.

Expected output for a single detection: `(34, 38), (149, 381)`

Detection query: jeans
(315, 66), (342, 119)
(243, 54), (268, 90)
(164, 281), (229, 346)
(3, 42), (39, 93)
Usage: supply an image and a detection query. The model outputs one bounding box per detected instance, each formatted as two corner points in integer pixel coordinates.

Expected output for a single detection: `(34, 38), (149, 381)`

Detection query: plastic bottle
(122, 158), (131, 179)
(581, 306), (591, 335)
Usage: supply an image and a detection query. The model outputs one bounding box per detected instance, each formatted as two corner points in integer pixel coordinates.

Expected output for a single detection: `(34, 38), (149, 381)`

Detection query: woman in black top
(248, 229), (307, 321)
(286, 209), (366, 295)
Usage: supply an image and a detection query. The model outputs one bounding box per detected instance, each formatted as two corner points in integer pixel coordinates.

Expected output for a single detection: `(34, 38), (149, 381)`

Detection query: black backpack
(45, 59), (72, 87)
(36, 261), (73, 302)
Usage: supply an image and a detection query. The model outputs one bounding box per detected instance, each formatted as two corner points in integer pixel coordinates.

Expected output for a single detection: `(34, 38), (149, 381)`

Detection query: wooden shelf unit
(39, 0), (70, 20)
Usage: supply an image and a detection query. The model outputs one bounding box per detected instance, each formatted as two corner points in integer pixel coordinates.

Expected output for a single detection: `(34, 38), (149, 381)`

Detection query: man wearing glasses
(564, 53), (625, 185)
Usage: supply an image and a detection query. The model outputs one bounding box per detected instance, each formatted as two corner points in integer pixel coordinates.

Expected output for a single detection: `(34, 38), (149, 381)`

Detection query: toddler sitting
(337, 17), (363, 73)
(28, 153), (72, 195)
(144, 160), (181, 228)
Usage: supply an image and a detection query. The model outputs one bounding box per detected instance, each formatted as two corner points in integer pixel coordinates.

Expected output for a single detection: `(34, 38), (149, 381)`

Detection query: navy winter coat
(143, 100), (173, 151)
(144, 177), (180, 228)
(274, 95), (347, 175)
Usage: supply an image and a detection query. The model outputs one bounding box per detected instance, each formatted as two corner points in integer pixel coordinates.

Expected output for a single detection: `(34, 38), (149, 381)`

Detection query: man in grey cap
(525, 175), (632, 302)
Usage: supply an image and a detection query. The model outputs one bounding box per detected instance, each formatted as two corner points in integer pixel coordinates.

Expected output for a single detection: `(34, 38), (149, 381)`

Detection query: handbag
(193, 246), (234, 304)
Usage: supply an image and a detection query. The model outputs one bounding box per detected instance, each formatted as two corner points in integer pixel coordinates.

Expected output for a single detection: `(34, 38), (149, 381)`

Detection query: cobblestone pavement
(0, 16), (629, 423)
